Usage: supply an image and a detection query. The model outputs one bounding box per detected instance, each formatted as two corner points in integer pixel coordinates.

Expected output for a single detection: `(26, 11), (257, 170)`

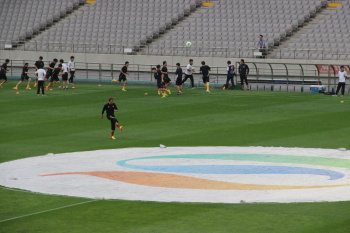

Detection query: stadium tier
(2, 0), (350, 60)
(0, 0), (83, 48)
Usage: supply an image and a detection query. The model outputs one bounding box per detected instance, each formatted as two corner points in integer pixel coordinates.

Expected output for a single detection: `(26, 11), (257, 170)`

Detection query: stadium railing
(3, 59), (348, 93)
(2, 41), (349, 61)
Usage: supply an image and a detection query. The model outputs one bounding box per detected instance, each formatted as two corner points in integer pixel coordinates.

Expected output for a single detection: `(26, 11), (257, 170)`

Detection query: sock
(207, 83), (210, 91)
(117, 125), (121, 129)
(111, 131), (114, 137)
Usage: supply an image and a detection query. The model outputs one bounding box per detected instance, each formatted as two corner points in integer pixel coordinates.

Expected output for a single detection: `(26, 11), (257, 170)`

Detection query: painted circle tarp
(1, 147), (350, 203)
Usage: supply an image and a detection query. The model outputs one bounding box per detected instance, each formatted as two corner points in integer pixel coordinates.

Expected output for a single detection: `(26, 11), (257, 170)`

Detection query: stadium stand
(280, 1), (350, 60)
(17, 0), (202, 53)
(0, 0), (84, 49)
(145, 0), (327, 57)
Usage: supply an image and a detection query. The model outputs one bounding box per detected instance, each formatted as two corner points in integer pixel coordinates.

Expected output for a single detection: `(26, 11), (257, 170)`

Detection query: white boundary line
(0, 199), (97, 223)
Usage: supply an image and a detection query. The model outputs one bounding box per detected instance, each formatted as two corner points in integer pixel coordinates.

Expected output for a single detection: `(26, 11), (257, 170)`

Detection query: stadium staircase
(14, 1), (87, 51)
(137, 1), (217, 55)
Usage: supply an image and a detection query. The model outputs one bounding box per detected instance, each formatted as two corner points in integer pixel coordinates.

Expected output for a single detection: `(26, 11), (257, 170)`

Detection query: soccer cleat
(158, 91), (160, 95)
(161, 96), (167, 98)
(122, 89), (127, 91)
(26, 87), (31, 90)
(34, 84), (37, 87)
(110, 136), (116, 140)
(119, 126), (123, 131)
(167, 89), (172, 94)
(332, 95), (337, 97)
(206, 90), (211, 93)
(13, 87), (18, 90)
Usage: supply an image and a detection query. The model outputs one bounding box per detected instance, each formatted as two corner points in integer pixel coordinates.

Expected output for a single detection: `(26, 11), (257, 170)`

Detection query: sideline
(0, 199), (98, 223)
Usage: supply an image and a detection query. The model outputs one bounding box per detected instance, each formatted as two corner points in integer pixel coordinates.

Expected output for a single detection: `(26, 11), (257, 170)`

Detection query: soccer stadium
(1, 0), (350, 232)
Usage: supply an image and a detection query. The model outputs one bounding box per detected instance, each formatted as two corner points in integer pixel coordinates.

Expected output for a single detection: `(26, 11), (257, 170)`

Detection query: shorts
(202, 76), (209, 83)
(107, 115), (118, 130)
(157, 82), (164, 89)
(20, 74), (30, 81)
(240, 74), (248, 85)
(118, 74), (126, 82)
(164, 76), (171, 84)
(62, 73), (68, 81)
(46, 71), (53, 79)
(176, 77), (182, 86)
(0, 73), (7, 81)
(51, 75), (59, 82)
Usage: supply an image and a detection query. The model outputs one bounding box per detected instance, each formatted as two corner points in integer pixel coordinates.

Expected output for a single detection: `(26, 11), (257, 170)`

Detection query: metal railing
(3, 59), (348, 92)
(1, 40), (349, 60)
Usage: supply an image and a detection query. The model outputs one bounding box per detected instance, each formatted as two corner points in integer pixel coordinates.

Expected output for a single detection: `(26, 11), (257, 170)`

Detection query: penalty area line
(0, 199), (98, 223)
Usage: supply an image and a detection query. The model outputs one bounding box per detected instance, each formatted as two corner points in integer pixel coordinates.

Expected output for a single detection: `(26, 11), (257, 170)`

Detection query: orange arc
(41, 171), (350, 190)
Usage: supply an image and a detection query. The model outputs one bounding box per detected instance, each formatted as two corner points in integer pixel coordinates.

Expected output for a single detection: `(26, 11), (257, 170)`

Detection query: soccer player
(117, 61), (129, 91)
(199, 61), (211, 93)
(175, 63), (183, 95)
(13, 63), (33, 90)
(60, 59), (69, 89)
(333, 66), (348, 97)
(34, 56), (44, 87)
(182, 59), (195, 88)
(68, 56), (75, 85)
(161, 61), (172, 94)
(0, 59), (10, 88)
(47, 64), (63, 90)
(225, 61), (235, 90)
(45, 58), (58, 88)
(153, 65), (167, 98)
(100, 97), (123, 139)
(35, 65), (46, 96)
(238, 59), (250, 90)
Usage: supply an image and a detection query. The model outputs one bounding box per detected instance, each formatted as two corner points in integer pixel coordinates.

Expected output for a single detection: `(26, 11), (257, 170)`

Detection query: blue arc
(117, 161), (344, 180)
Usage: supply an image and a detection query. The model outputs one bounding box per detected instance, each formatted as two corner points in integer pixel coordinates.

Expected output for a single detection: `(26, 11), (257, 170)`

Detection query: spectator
(256, 35), (267, 58)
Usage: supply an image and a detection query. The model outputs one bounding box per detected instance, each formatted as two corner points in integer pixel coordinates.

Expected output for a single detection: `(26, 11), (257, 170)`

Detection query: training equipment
(16, 92), (20, 94)
(50, 89), (53, 91)
(144, 93), (148, 95)
(340, 101), (344, 103)
(186, 41), (192, 47)
(72, 87), (76, 89)
(98, 84), (101, 86)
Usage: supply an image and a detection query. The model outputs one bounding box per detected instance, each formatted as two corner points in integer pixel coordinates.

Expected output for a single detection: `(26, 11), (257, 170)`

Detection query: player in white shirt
(182, 59), (195, 88)
(68, 56), (75, 85)
(60, 59), (69, 89)
(35, 67), (47, 96)
(333, 66), (348, 97)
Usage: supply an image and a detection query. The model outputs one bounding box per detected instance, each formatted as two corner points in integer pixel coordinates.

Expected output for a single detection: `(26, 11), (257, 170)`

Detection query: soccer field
(1, 81), (350, 233)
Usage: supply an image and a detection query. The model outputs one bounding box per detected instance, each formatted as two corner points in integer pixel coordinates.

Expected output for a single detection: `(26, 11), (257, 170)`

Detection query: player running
(199, 61), (211, 93)
(117, 61), (129, 91)
(45, 59), (58, 90)
(13, 63), (33, 89)
(152, 65), (167, 98)
(100, 97), (123, 140)
(46, 64), (63, 90)
(182, 59), (195, 88)
(175, 63), (183, 95)
(161, 61), (172, 95)
(0, 59), (10, 88)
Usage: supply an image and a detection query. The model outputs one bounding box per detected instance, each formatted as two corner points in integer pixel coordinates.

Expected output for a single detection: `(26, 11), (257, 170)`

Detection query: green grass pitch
(1, 81), (350, 233)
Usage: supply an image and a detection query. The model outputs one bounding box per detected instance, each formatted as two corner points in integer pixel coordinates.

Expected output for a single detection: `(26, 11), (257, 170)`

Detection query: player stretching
(182, 59), (195, 88)
(101, 97), (123, 139)
(68, 56), (75, 85)
(13, 63), (33, 89)
(45, 59), (58, 90)
(200, 61), (211, 93)
(175, 63), (183, 95)
(161, 61), (172, 94)
(47, 64), (63, 89)
(34, 56), (44, 87)
(333, 66), (348, 97)
(60, 59), (69, 89)
(117, 61), (129, 91)
(152, 65), (167, 98)
(0, 59), (10, 88)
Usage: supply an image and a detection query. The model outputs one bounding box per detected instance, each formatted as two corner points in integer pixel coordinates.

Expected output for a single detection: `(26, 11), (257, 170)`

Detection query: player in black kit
(161, 61), (172, 95)
(46, 64), (63, 90)
(0, 59), (10, 88)
(34, 56), (44, 87)
(152, 65), (167, 98)
(45, 59), (58, 90)
(175, 63), (183, 95)
(101, 97), (123, 139)
(117, 61), (129, 91)
(238, 59), (250, 90)
(13, 63), (33, 89)
(199, 61), (211, 93)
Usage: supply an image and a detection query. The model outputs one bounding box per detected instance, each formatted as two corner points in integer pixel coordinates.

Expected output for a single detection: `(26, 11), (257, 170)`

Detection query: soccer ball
(186, 41), (192, 47)
(111, 79), (117, 83)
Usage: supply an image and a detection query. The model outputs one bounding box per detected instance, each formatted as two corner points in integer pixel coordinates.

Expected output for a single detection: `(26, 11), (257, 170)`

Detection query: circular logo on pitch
(0, 147), (350, 203)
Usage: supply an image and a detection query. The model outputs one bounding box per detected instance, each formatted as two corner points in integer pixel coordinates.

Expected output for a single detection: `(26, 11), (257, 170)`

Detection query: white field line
(0, 199), (97, 223)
